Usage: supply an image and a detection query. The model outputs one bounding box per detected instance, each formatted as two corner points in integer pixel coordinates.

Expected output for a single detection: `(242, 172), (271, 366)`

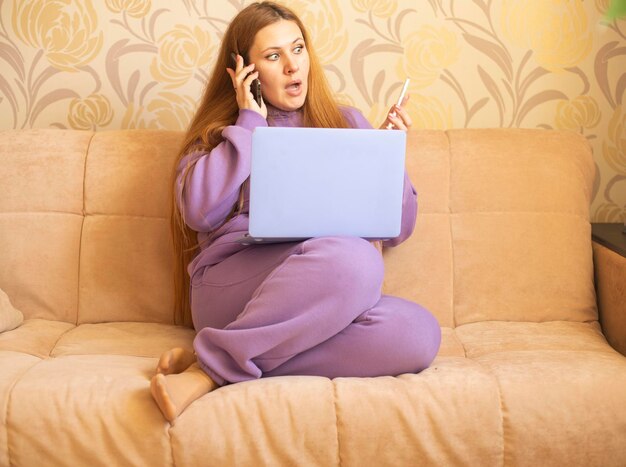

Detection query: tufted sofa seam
(448, 210), (591, 218)
(50, 350), (160, 359)
(76, 131), (96, 326)
(167, 422), (176, 467)
(4, 357), (46, 467)
(332, 380), (342, 467)
(455, 328), (468, 359)
(444, 130), (456, 329)
(0, 210), (84, 216)
(83, 212), (168, 219)
(47, 324), (78, 358)
(471, 357), (507, 467)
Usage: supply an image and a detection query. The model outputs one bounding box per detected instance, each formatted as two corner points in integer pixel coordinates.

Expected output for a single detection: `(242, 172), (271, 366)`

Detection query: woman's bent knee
(409, 304), (441, 371)
(382, 298), (441, 374)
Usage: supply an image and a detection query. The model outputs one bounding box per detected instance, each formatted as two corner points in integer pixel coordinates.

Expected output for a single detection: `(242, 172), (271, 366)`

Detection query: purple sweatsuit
(177, 104), (441, 385)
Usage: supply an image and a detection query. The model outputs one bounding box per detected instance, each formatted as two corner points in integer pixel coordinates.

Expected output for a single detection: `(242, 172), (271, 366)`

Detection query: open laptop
(236, 126), (406, 245)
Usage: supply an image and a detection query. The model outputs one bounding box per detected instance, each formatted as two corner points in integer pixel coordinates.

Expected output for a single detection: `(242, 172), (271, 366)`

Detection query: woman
(151, 1), (441, 423)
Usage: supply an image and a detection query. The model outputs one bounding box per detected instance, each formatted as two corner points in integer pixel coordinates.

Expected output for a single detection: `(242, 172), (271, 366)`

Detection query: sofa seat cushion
(455, 320), (612, 357)
(472, 350), (626, 466)
(265, 358), (503, 467)
(0, 319), (196, 359)
(0, 351), (41, 467)
(0, 319), (74, 357)
(171, 375), (342, 466)
(1, 319), (196, 465)
(7, 354), (174, 466)
(50, 321), (196, 357)
(2, 319), (625, 465)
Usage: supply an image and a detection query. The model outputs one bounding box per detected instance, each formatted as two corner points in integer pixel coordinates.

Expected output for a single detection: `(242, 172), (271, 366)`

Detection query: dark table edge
(591, 223), (626, 258)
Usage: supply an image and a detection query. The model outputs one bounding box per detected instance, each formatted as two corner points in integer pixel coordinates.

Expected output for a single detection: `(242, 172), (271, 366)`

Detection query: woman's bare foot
(156, 347), (196, 375)
(150, 363), (218, 423)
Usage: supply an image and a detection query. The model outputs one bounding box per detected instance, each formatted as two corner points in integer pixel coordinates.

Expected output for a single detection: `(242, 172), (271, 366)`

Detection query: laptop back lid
(249, 126), (406, 240)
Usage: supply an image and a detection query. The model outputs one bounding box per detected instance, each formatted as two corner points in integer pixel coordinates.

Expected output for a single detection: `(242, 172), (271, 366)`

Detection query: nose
(284, 54), (299, 75)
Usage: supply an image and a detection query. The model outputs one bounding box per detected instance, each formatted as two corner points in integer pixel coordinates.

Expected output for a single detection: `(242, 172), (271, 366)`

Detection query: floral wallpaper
(0, 0), (624, 221)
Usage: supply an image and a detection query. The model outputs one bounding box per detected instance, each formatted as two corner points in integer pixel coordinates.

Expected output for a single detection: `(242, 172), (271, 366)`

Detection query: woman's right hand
(226, 54), (267, 119)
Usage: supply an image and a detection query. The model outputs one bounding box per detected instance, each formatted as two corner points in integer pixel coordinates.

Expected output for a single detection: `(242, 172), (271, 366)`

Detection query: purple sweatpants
(191, 236), (441, 385)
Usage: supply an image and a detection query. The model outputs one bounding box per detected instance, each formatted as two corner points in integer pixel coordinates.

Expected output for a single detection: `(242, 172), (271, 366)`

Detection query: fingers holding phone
(380, 78), (412, 130)
(227, 53), (266, 118)
(385, 99), (412, 130)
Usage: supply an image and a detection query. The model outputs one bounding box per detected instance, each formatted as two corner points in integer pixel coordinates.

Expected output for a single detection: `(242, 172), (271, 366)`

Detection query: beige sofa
(1, 128), (625, 466)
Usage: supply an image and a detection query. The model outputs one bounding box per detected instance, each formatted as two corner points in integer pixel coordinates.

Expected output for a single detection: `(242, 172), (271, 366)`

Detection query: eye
(266, 53), (279, 61)
(294, 45), (304, 54)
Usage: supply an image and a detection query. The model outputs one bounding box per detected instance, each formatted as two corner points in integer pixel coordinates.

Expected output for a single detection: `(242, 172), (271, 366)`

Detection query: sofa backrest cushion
(79, 130), (183, 324)
(0, 128), (597, 326)
(383, 128), (597, 326)
(0, 129), (90, 322)
(0, 129), (183, 324)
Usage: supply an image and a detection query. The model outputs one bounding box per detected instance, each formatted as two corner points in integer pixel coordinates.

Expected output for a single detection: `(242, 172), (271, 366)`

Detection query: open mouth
(286, 80), (302, 91)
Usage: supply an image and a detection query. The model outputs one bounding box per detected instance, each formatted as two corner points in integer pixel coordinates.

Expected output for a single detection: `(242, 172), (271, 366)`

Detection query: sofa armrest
(593, 241), (626, 356)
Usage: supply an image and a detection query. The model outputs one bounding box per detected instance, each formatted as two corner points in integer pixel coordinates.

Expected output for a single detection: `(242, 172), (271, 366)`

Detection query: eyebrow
(261, 37), (304, 54)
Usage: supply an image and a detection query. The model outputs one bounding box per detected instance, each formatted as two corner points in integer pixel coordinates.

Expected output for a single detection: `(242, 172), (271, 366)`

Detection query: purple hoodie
(176, 104), (418, 280)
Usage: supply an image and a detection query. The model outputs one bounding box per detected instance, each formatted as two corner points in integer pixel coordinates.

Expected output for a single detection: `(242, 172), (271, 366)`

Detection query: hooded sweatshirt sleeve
(176, 109), (267, 232)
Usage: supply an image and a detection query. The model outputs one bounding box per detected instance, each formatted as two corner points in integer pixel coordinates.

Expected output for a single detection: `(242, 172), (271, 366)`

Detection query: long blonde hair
(172, 1), (350, 326)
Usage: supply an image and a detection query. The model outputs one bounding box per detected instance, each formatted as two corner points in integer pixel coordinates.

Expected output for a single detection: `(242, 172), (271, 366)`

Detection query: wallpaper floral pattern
(0, 0), (624, 221)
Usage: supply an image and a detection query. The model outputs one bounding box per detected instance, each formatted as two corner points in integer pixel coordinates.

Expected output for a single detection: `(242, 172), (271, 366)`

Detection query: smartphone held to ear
(231, 53), (263, 107)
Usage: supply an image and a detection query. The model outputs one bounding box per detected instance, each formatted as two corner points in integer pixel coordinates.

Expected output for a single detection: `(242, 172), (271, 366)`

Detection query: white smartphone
(395, 78), (410, 106)
(386, 78), (410, 129)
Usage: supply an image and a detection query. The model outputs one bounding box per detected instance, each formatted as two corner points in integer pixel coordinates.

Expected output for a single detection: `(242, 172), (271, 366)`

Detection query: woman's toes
(151, 374), (178, 422)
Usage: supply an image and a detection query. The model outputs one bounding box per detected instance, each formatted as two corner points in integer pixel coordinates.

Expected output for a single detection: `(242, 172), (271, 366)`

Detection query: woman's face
(248, 20), (310, 112)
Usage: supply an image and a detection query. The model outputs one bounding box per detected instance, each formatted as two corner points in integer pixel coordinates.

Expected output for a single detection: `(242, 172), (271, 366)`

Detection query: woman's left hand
(379, 94), (412, 130)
